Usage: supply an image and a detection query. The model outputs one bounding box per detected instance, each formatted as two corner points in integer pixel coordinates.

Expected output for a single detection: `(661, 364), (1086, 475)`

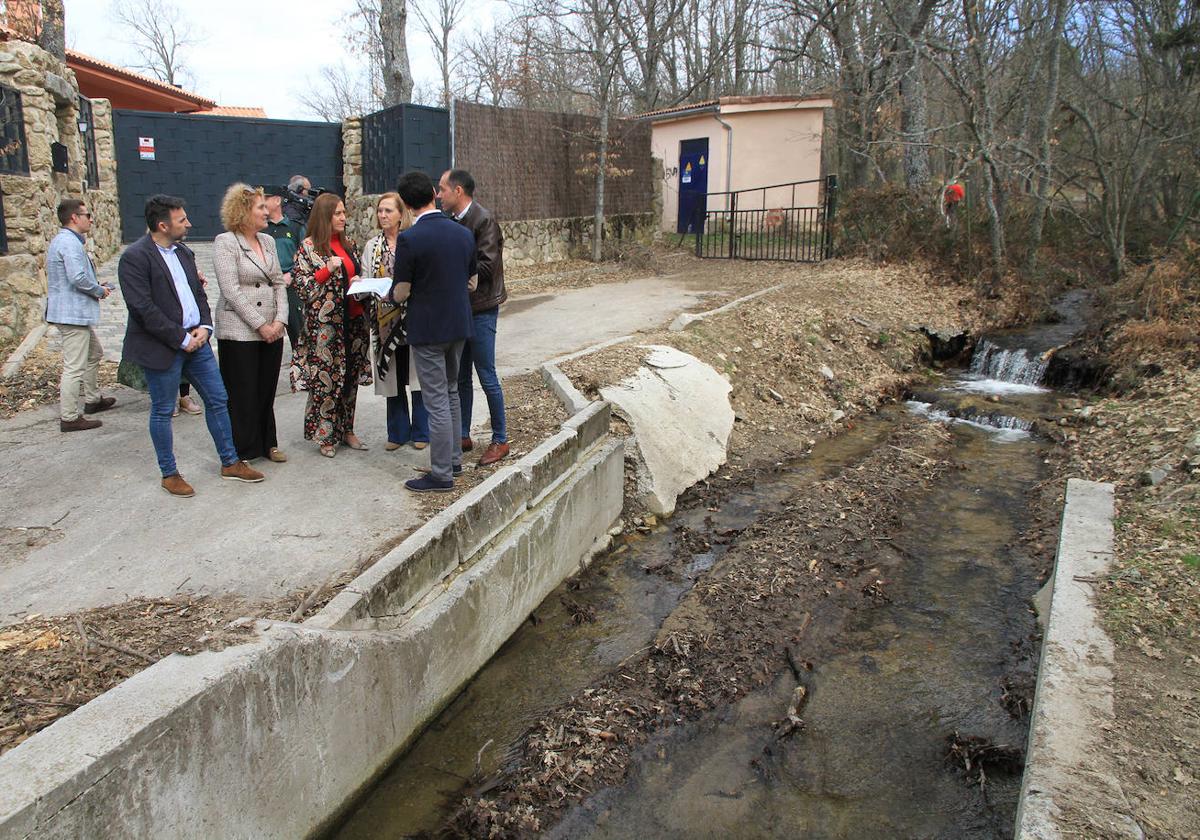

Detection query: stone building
(0, 26), (119, 343)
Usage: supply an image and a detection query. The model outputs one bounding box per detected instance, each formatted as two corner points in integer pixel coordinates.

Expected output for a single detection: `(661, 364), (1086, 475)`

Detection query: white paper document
(347, 277), (393, 299)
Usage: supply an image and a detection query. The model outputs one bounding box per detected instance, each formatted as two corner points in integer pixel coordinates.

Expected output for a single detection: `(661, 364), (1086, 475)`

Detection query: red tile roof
(66, 49), (217, 109)
(196, 106), (269, 118)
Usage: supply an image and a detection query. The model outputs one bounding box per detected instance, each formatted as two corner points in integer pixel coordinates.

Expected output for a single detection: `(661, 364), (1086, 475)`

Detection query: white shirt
(156, 242), (210, 349)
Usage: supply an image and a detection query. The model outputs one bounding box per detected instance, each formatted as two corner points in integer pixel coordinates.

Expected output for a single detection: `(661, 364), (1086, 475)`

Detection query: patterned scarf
(370, 236), (407, 378)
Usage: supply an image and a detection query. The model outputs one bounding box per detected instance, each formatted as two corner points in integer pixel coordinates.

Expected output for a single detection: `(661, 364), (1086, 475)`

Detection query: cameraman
(283, 174), (312, 226)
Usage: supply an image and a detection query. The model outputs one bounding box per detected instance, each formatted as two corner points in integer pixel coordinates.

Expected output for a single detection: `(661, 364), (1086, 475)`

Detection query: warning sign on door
(138, 137), (155, 161)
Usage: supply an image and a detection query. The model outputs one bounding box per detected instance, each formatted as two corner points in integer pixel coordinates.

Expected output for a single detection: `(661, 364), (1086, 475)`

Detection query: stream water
(331, 300), (1084, 839)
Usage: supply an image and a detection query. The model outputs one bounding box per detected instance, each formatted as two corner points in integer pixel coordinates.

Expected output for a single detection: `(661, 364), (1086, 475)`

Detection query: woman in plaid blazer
(213, 184), (289, 463)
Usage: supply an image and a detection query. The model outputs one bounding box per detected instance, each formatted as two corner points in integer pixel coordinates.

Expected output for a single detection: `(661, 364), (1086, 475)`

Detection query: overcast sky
(62, 0), (496, 120)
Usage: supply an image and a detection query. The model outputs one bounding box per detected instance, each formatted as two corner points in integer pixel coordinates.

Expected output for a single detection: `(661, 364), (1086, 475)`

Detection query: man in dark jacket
(392, 172), (477, 492)
(119, 194), (264, 497)
(437, 169), (509, 466)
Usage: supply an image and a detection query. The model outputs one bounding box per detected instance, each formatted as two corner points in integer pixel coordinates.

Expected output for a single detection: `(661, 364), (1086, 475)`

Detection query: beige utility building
(642, 94), (833, 235)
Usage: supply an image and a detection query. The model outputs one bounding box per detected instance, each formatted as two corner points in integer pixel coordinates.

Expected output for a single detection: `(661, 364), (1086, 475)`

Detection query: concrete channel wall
(1015, 479), (1143, 840)
(0, 403), (622, 839)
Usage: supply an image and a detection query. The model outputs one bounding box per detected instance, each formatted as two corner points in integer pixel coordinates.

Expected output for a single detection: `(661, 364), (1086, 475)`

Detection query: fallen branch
(74, 618), (156, 665)
(888, 444), (935, 463)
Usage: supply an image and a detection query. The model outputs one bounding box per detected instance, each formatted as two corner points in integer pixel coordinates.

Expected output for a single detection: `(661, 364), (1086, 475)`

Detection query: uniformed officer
(261, 186), (305, 349)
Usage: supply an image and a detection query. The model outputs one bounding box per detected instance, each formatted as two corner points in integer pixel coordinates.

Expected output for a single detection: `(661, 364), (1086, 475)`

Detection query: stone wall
(0, 38), (120, 342)
(502, 212), (657, 266)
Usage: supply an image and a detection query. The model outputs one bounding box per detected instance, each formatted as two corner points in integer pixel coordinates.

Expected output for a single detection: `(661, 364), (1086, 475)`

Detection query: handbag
(116, 357), (147, 392)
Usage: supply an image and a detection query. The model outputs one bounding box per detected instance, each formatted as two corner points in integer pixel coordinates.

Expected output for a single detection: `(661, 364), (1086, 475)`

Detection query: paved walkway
(1, 244), (712, 623)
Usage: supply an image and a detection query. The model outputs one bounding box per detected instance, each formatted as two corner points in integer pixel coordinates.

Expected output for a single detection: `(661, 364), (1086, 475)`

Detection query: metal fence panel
(361, 103), (450, 194)
(112, 110), (343, 241)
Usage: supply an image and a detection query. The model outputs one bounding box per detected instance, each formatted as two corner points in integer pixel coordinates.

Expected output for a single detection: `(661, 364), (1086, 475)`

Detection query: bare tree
(414, 0), (468, 107)
(380, 0), (415, 104)
(526, 0), (628, 259)
(297, 62), (379, 121)
(1023, 0), (1071, 273)
(111, 0), (201, 87)
(461, 21), (520, 106)
(612, 0), (687, 110)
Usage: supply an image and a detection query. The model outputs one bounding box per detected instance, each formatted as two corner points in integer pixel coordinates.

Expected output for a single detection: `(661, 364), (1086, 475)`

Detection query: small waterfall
(969, 340), (1048, 385)
(906, 401), (1033, 440)
(955, 408), (1034, 432)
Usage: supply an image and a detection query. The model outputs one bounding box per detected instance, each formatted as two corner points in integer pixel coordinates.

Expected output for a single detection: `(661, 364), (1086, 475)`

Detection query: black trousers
(217, 338), (284, 460)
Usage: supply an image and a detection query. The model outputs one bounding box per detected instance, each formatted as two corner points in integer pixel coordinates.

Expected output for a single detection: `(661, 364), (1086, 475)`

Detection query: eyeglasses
(75, 211), (93, 219)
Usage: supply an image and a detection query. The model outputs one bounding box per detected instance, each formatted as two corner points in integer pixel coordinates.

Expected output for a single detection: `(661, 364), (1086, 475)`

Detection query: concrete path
(0, 243), (709, 622)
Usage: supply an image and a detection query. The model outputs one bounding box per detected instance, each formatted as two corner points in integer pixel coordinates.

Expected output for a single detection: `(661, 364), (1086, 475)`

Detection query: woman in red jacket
(292, 193), (372, 458)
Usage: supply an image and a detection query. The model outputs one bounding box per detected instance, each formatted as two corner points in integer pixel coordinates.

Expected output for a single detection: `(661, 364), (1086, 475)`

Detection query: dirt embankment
(563, 258), (1010, 484)
(1038, 358), (1199, 839)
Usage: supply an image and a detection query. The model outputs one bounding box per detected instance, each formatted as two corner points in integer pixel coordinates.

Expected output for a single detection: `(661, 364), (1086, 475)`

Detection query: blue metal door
(676, 138), (709, 234)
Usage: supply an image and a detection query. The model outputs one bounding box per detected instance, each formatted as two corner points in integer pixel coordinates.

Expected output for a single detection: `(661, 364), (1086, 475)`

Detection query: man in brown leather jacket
(438, 169), (510, 466)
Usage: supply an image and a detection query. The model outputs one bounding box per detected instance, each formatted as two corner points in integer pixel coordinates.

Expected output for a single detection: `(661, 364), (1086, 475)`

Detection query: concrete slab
(541, 362), (590, 415)
(0, 385), (423, 623)
(1015, 479), (1143, 839)
(601, 345), (734, 515)
(496, 277), (709, 376)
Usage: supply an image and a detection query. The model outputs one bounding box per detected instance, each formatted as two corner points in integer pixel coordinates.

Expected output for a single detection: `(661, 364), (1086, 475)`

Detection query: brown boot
(220, 460), (265, 483)
(60, 417), (102, 432)
(161, 474), (195, 497)
(461, 437), (474, 452)
(83, 396), (117, 414)
(478, 441), (510, 466)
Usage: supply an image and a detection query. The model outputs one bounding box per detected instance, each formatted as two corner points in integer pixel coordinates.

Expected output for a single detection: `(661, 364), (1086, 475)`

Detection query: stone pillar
(86, 98), (121, 261)
(341, 117), (387, 246)
(0, 40), (73, 341)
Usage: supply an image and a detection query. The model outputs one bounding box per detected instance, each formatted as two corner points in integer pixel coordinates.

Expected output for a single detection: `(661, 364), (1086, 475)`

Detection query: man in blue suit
(119, 194), (265, 497)
(391, 171), (477, 492)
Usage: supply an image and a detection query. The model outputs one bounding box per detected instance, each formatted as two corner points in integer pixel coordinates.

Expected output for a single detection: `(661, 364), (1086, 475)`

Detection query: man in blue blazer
(119, 194), (264, 497)
(391, 171), (477, 492)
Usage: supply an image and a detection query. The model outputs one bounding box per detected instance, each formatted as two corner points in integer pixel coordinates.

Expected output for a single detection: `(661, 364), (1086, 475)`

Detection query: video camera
(264, 184), (327, 225)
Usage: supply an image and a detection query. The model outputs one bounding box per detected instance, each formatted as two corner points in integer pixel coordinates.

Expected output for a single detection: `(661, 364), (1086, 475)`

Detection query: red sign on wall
(138, 137), (155, 161)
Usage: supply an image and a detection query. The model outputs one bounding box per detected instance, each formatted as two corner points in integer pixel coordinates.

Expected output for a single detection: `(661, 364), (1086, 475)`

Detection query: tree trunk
(981, 155), (1007, 284)
(1024, 0), (1068, 275)
(592, 104), (609, 262)
(900, 51), (930, 189)
(380, 0), (414, 105)
(39, 0), (66, 61)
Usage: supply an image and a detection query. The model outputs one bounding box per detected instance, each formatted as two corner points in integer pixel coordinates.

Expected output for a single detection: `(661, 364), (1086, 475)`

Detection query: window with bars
(77, 96), (100, 188)
(0, 84), (29, 176)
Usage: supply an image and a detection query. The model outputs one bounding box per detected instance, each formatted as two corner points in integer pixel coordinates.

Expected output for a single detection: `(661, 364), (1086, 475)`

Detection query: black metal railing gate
(692, 175), (838, 262)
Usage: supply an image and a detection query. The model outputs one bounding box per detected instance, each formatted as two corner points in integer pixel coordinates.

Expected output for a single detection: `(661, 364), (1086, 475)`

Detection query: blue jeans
(143, 344), (239, 477)
(386, 390), (429, 444)
(457, 307), (506, 443)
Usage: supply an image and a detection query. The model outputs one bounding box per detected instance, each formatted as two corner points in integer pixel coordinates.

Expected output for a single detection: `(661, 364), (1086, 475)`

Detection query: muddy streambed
(331, 318), (1075, 839)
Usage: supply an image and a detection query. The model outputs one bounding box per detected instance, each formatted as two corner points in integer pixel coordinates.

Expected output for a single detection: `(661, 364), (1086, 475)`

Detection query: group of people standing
(43, 167), (509, 496)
